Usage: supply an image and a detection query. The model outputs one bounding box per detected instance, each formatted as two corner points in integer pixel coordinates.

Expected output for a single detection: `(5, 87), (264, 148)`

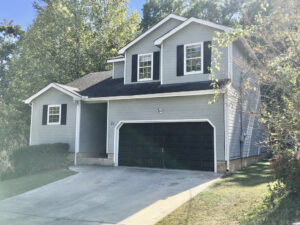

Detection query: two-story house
(24, 14), (263, 173)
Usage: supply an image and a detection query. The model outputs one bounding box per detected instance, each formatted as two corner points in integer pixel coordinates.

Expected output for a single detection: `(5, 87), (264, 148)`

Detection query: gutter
(83, 89), (224, 103)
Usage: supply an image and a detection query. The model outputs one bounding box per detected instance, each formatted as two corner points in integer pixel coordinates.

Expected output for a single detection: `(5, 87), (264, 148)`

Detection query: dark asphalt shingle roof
(79, 77), (229, 98)
(67, 71), (228, 98)
(67, 71), (112, 91)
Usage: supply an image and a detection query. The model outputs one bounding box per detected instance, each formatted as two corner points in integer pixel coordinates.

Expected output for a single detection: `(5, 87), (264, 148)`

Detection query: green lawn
(157, 161), (274, 225)
(0, 169), (76, 200)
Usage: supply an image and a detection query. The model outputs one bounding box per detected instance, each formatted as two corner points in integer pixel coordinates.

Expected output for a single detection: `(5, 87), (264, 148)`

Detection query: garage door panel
(119, 122), (214, 171)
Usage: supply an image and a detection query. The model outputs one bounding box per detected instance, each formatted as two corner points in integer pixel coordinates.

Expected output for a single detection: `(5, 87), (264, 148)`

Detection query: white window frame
(47, 105), (61, 125)
(184, 42), (204, 75)
(137, 53), (153, 81)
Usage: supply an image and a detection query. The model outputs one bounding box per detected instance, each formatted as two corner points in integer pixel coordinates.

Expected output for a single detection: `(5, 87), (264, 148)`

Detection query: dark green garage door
(118, 122), (214, 171)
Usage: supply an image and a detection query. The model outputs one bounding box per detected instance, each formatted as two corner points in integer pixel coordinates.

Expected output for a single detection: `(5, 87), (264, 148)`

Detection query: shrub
(271, 151), (300, 193)
(0, 143), (71, 180)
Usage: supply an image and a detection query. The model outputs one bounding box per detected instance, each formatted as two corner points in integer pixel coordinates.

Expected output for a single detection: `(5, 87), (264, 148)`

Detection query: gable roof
(154, 17), (230, 45)
(23, 83), (81, 104)
(118, 14), (186, 54)
(24, 71), (113, 104)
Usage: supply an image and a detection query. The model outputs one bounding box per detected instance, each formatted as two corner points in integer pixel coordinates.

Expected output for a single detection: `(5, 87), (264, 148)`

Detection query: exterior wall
(113, 61), (124, 79)
(162, 22), (228, 84)
(226, 85), (242, 159)
(228, 42), (262, 160)
(125, 18), (183, 84)
(31, 88), (76, 152)
(79, 103), (107, 156)
(107, 95), (225, 161)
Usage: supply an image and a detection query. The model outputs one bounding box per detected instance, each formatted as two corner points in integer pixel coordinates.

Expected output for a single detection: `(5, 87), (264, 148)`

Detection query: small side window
(47, 105), (61, 125)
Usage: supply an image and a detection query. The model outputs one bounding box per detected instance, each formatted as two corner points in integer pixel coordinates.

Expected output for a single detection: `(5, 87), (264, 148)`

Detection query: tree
(215, 0), (299, 192)
(186, 0), (250, 26)
(0, 21), (23, 87)
(140, 0), (185, 31)
(140, 0), (269, 32)
(0, 0), (140, 155)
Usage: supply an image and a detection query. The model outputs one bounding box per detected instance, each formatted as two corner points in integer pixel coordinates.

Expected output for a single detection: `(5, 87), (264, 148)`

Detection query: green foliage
(0, 143), (70, 181)
(0, 20), (24, 82)
(140, 0), (185, 31)
(271, 153), (300, 193)
(140, 0), (264, 31)
(241, 182), (300, 225)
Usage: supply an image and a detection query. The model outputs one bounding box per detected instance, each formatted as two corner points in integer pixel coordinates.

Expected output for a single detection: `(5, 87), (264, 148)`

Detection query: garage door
(118, 122), (214, 171)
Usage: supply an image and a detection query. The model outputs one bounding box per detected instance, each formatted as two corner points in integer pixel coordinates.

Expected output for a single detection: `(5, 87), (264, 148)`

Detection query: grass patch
(0, 168), (76, 200)
(157, 161), (274, 225)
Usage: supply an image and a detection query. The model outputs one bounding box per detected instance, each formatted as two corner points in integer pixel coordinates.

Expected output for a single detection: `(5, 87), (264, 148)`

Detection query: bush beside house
(0, 143), (71, 180)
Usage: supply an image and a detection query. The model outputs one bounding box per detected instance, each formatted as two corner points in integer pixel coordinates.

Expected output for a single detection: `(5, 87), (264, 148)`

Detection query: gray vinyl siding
(79, 103), (107, 155)
(113, 61), (124, 79)
(226, 86), (242, 159)
(228, 43), (261, 159)
(125, 18), (183, 84)
(107, 95), (225, 161)
(30, 88), (76, 152)
(162, 22), (228, 84)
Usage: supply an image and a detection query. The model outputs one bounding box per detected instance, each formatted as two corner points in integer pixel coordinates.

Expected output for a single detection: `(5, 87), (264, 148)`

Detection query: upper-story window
(47, 105), (61, 125)
(184, 42), (204, 75)
(138, 53), (153, 81)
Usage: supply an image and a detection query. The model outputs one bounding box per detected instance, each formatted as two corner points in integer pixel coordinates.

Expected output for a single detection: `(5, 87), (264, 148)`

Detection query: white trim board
(23, 83), (81, 104)
(29, 102), (34, 145)
(224, 90), (230, 171)
(74, 101), (81, 165)
(154, 17), (230, 46)
(84, 89), (224, 103)
(113, 119), (218, 173)
(107, 58), (125, 63)
(118, 14), (186, 54)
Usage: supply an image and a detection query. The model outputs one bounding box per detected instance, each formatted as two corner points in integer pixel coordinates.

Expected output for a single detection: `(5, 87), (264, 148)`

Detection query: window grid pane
(185, 44), (202, 73)
(138, 54), (152, 80)
(48, 106), (60, 124)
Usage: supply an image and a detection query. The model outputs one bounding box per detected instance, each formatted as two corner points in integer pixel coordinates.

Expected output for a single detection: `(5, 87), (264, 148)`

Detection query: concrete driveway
(0, 166), (221, 225)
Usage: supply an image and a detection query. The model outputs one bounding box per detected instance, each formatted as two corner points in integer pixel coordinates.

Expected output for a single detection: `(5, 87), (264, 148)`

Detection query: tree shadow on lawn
(214, 161), (274, 188)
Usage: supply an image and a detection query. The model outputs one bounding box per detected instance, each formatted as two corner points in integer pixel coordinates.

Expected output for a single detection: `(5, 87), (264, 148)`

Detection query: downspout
(239, 76), (244, 169)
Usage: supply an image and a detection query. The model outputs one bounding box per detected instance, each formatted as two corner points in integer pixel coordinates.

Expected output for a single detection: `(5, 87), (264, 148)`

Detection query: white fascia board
(23, 83), (81, 104)
(107, 58), (125, 63)
(84, 89), (224, 103)
(154, 17), (230, 46)
(118, 14), (187, 55)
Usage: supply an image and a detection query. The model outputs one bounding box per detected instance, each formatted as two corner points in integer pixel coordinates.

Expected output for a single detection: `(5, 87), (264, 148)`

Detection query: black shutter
(42, 105), (48, 125)
(153, 51), (160, 80)
(177, 45), (184, 76)
(61, 104), (67, 125)
(132, 54), (138, 82)
(204, 41), (212, 74)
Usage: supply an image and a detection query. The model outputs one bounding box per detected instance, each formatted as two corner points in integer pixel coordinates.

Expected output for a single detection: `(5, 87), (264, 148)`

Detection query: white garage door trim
(113, 119), (217, 173)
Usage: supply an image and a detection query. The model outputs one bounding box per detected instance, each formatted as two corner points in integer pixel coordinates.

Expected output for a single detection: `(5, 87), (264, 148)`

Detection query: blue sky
(0, 0), (145, 29)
